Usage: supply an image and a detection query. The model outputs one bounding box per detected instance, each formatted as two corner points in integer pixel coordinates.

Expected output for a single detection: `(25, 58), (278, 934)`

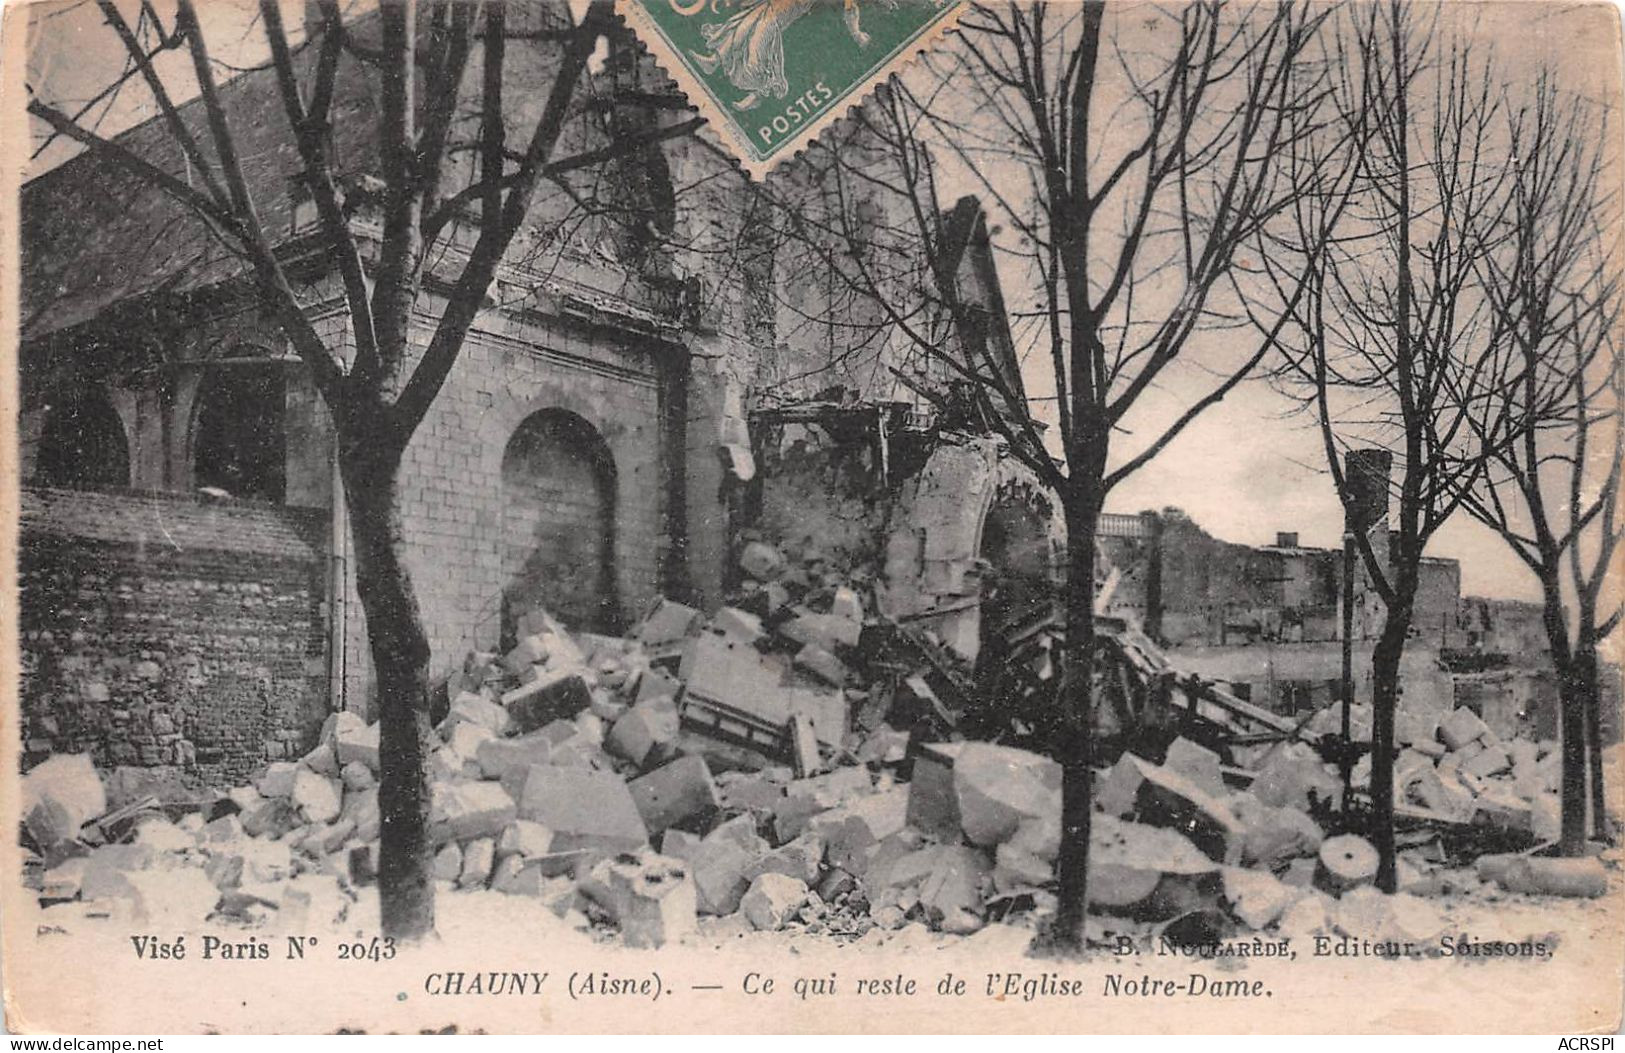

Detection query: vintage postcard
(2, 0), (1623, 1036)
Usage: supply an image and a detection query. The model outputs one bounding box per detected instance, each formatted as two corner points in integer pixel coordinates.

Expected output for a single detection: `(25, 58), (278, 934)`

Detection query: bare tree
(26, 0), (705, 940)
(1261, 2), (1516, 889)
(1446, 72), (1621, 853)
(762, 0), (1335, 951)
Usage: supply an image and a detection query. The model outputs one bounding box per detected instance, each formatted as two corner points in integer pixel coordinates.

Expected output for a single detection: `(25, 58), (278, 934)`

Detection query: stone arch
(498, 407), (620, 639)
(976, 474), (1062, 651)
(32, 385), (130, 490)
(882, 438), (1064, 661)
(190, 360), (287, 501)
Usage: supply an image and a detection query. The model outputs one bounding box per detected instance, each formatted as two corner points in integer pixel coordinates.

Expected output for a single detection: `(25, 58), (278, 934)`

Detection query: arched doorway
(977, 478), (1061, 657)
(34, 389), (129, 490)
(500, 409), (618, 638)
(192, 363), (287, 502)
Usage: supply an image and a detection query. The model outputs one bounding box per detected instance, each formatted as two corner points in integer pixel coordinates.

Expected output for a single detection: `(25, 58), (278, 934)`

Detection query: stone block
(1249, 747), (1342, 813)
(443, 692), (511, 737)
(1222, 866), (1297, 930)
(919, 844), (991, 933)
(744, 831), (825, 885)
(335, 722), (380, 771)
(489, 854), (529, 894)
(807, 785), (909, 876)
(256, 762), (300, 799)
(503, 671), (592, 734)
(341, 761), (375, 792)
(635, 667), (684, 706)
(428, 782), (517, 844)
(1087, 815), (1220, 918)
(240, 798), (300, 839)
(459, 837), (495, 888)
(1399, 764), (1474, 820)
(503, 634), (551, 675)
(476, 733), (553, 781)
(320, 711), (367, 752)
(780, 609), (860, 652)
(717, 771), (786, 814)
(664, 836), (755, 915)
(1164, 738), (1226, 799)
(1471, 786), (1534, 836)
(993, 842), (1053, 893)
(606, 697), (681, 770)
(444, 721), (495, 765)
(635, 598), (704, 648)
(1462, 745), (1512, 778)
(741, 872), (807, 931)
(226, 785), (263, 815)
(202, 814), (244, 844)
(705, 814), (768, 854)
(774, 766), (872, 842)
(23, 753), (107, 847)
(625, 755), (716, 835)
(292, 769), (342, 825)
(788, 714), (822, 778)
(711, 607), (765, 645)
(497, 820), (555, 859)
(906, 742), (965, 838)
(1228, 792), (1323, 866)
(514, 766), (649, 854)
(1438, 707), (1489, 751)
(953, 743), (1062, 848)
(582, 850), (697, 947)
(1109, 754), (1244, 864)
(1008, 813), (1060, 862)
(432, 843), (462, 882)
(301, 742), (339, 776)
(794, 644), (847, 687)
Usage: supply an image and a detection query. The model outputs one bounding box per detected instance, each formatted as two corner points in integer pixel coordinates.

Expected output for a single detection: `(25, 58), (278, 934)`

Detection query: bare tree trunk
(1580, 642), (1609, 843)
(340, 437), (437, 941)
(1543, 650), (1589, 855)
(1052, 483), (1101, 953)
(1555, 660), (1589, 855)
(1539, 592), (1589, 855)
(1368, 610), (1407, 893)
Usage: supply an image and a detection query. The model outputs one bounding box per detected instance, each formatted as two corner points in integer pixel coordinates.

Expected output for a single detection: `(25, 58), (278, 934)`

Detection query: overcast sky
(23, 0), (1621, 602)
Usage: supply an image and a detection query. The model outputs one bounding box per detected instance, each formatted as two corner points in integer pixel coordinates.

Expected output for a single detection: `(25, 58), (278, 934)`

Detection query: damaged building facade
(15, 19), (1057, 795)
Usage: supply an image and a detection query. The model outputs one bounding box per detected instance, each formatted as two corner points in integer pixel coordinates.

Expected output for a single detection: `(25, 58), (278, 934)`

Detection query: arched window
(193, 363), (286, 502)
(34, 389), (129, 490)
(500, 409), (618, 636)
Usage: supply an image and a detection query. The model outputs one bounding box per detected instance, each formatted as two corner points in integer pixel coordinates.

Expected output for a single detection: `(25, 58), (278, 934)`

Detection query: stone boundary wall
(18, 487), (330, 797)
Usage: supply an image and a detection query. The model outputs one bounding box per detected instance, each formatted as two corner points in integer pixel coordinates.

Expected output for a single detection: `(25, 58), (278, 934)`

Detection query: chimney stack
(1344, 449), (1392, 539)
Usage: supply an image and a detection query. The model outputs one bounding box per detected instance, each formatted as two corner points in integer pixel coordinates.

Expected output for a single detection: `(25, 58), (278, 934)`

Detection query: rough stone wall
(18, 488), (329, 793)
(754, 420), (893, 575)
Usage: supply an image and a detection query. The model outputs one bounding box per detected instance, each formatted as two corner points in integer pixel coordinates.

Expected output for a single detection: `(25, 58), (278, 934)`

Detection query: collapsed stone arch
(880, 437), (1065, 663)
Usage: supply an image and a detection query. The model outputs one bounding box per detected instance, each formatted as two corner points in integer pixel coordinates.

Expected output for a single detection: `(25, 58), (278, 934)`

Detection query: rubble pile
(1298, 702), (1564, 844)
(18, 538), (1612, 951)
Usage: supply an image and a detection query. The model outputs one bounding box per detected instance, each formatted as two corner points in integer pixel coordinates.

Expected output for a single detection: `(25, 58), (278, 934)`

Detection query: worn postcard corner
(616, 0), (965, 178)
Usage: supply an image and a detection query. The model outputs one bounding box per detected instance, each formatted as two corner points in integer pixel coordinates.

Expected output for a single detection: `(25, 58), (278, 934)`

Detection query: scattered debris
(17, 540), (1610, 951)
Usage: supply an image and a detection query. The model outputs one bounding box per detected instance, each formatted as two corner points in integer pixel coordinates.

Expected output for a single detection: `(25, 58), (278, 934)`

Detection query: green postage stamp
(618, 0), (965, 176)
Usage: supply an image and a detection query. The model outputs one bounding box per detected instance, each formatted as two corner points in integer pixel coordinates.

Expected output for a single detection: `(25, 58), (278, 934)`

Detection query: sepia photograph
(2, 0), (1622, 1035)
